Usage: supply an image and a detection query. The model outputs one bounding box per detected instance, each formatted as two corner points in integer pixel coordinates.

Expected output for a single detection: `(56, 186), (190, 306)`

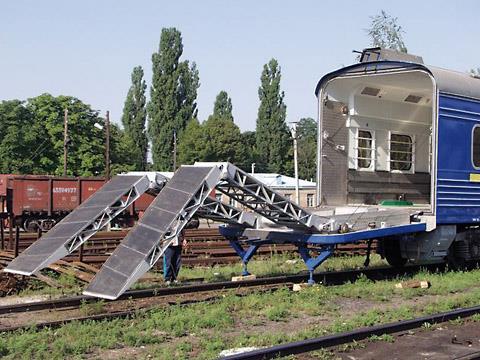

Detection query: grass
(2, 257), (480, 359)
(79, 299), (105, 317)
(178, 253), (387, 283)
(14, 253), (388, 297)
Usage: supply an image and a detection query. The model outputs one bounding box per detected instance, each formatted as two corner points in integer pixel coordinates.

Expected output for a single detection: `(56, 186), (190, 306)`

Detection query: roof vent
(359, 47), (424, 64)
(404, 94), (423, 103)
(361, 87), (381, 97)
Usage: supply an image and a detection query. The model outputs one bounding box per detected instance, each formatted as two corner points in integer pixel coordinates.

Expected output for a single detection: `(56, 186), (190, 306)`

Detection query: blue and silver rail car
(222, 48), (480, 280)
(315, 48), (480, 269)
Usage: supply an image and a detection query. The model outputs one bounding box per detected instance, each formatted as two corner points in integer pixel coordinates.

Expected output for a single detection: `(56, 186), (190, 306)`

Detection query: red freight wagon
(0, 174), (14, 220)
(0, 174), (12, 199)
(5, 175), (104, 231)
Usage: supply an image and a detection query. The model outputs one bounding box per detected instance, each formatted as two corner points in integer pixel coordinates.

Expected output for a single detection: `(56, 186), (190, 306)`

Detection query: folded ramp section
(4, 174), (151, 276)
(84, 165), (222, 300)
(196, 197), (257, 227)
(207, 162), (328, 231)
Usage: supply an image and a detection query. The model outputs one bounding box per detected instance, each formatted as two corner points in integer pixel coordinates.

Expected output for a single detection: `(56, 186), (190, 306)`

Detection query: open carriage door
(319, 100), (349, 205)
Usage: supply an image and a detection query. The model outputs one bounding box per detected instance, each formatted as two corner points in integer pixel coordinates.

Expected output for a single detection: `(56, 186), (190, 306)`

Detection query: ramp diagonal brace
(215, 163), (327, 231)
(196, 197), (257, 227)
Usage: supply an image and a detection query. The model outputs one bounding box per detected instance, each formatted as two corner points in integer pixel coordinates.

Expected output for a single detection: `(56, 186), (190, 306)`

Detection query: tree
(178, 91), (246, 166)
(202, 117), (245, 164)
(209, 91), (233, 122)
(148, 27), (200, 171)
(0, 94), (136, 176)
(366, 10), (408, 53)
(121, 66), (148, 170)
(240, 131), (257, 172)
(0, 100), (35, 173)
(296, 117), (317, 181)
(471, 68), (480, 78)
(109, 123), (137, 175)
(255, 58), (291, 174)
(177, 118), (206, 165)
(26, 94), (105, 176)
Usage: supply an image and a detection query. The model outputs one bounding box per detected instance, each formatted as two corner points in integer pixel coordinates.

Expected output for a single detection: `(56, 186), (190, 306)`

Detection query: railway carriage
(315, 47), (480, 267)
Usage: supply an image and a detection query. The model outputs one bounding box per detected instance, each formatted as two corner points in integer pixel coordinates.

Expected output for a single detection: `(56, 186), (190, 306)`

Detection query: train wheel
(446, 244), (467, 270)
(382, 238), (407, 268)
(23, 219), (39, 233)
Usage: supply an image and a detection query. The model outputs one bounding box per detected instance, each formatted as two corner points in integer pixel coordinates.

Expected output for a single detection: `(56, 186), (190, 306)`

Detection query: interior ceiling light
(360, 86), (381, 96)
(404, 94), (423, 103)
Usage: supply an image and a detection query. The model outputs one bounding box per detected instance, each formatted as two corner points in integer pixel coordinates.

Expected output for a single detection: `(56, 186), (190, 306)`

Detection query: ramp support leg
(228, 240), (259, 276)
(297, 245), (334, 285)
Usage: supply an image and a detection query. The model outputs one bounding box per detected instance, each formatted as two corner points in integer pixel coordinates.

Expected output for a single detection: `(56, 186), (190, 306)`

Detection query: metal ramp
(206, 162), (329, 231)
(196, 196), (257, 227)
(84, 165), (222, 300)
(4, 174), (156, 276)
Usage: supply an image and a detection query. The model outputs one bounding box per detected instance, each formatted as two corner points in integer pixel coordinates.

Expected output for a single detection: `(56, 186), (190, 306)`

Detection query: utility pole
(172, 130), (177, 171)
(290, 122), (300, 205)
(105, 111), (110, 180)
(63, 109), (68, 176)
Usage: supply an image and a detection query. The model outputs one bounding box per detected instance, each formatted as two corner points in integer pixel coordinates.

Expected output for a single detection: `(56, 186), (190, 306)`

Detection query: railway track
(0, 228), (377, 268)
(0, 263), (442, 333)
(222, 304), (480, 360)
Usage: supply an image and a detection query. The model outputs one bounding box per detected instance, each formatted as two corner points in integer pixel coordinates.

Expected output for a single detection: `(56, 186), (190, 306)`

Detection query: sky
(1, 1), (479, 131)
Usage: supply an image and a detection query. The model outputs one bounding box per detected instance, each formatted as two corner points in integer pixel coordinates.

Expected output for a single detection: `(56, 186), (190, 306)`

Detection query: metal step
(83, 165), (222, 300)
(4, 174), (154, 276)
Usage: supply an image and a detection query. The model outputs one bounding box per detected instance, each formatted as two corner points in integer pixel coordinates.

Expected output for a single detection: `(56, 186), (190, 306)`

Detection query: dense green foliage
(177, 118), (206, 164)
(178, 91), (247, 168)
(366, 10), (408, 53)
(0, 94), (133, 176)
(296, 117), (317, 181)
(209, 91), (233, 122)
(121, 66), (148, 170)
(148, 28), (199, 171)
(255, 58), (291, 174)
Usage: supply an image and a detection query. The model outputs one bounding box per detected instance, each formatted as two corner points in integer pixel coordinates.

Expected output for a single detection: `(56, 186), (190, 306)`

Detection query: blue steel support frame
(297, 245), (334, 284)
(220, 222), (426, 280)
(228, 240), (259, 276)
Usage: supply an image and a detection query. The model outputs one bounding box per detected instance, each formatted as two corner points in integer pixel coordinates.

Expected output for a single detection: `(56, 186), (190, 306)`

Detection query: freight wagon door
(80, 180), (104, 203)
(52, 180), (80, 210)
(13, 178), (50, 214)
(321, 101), (348, 205)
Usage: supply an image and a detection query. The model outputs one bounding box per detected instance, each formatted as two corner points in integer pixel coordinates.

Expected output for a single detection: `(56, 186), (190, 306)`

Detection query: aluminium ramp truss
(196, 196), (257, 227)
(200, 162), (329, 231)
(4, 174), (160, 276)
(84, 165), (222, 300)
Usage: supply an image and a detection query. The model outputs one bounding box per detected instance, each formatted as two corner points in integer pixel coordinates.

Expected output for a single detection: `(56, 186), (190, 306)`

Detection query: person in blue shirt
(163, 218), (199, 284)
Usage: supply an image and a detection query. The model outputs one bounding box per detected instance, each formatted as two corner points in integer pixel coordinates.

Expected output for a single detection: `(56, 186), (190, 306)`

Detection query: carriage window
(473, 127), (480, 168)
(357, 130), (374, 169)
(306, 194), (315, 207)
(390, 134), (413, 171)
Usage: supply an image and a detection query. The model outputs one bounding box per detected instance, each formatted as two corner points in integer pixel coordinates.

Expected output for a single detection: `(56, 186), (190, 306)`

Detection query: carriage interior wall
(318, 68), (435, 212)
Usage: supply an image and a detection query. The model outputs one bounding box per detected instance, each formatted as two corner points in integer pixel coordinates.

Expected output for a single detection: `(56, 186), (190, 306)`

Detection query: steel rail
(0, 264), (438, 316)
(221, 305), (480, 360)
